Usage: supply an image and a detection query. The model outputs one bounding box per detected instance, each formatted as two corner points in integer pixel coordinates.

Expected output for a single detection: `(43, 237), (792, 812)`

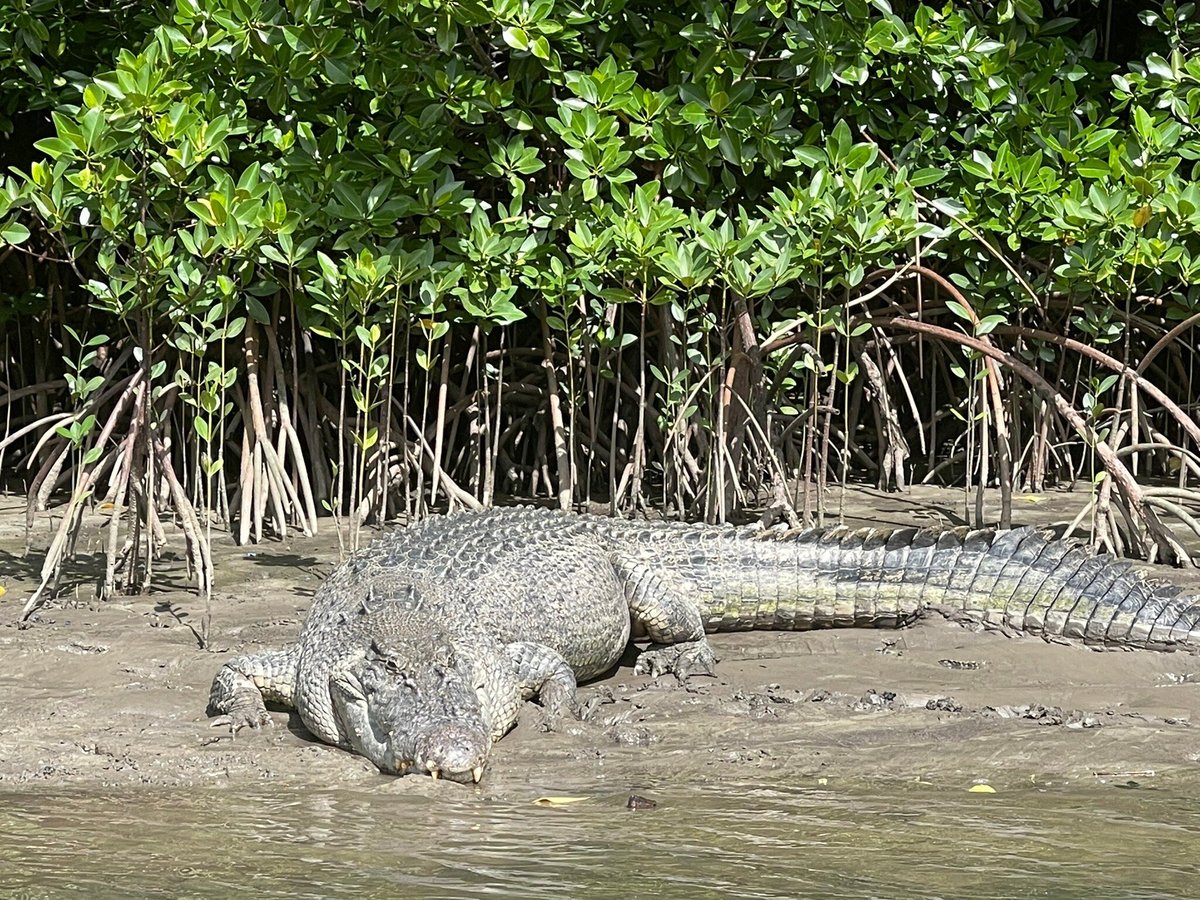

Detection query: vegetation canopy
(2, 0), (1200, 629)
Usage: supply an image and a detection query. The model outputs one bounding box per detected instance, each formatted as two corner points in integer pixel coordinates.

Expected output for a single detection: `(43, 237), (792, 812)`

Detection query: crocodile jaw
(332, 639), (493, 781)
(410, 723), (491, 783)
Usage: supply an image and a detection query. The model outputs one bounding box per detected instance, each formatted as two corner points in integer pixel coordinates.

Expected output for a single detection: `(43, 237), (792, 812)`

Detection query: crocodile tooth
(472, 766), (484, 783)
(429, 767), (441, 781)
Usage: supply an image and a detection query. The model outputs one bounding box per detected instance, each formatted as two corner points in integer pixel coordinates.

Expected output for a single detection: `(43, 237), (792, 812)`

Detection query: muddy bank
(1, 486), (1198, 799)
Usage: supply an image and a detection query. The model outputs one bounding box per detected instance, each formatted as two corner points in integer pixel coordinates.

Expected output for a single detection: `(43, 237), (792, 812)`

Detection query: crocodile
(207, 508), (1200, 782)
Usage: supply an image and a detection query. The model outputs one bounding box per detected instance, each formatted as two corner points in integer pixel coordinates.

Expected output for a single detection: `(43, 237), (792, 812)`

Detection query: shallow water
(1, 778), (1197, 899)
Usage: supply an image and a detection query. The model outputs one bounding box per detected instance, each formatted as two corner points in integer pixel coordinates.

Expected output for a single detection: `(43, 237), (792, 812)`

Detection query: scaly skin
(208, 509), (1200, 780)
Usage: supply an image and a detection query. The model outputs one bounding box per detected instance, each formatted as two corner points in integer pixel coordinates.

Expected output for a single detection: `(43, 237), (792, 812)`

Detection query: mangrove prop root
(882, 315), (1194, 566)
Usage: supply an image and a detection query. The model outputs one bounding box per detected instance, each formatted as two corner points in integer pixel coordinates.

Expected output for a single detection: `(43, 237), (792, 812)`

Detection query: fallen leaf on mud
(0, 584), (6, 598)
(533, 796), (589, 806)
(968, 784), (997, 793)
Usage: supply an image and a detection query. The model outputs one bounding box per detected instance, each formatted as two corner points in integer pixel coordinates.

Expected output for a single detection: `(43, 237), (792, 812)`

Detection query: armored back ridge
(208, 508), (1200, 780)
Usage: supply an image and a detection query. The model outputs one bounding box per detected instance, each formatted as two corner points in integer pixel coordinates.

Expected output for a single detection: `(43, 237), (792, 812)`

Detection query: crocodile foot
(633, 639), (719, 681)
(578, 686), (616, 720)
(534, 679), (583, 733)
(210, 693), (272, 737)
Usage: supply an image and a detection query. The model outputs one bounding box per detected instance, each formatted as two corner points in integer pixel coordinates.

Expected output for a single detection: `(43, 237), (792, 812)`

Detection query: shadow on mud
(0, 548), (47, 585)
(239, 551), (324, 572)
(281, 710), (318, 744)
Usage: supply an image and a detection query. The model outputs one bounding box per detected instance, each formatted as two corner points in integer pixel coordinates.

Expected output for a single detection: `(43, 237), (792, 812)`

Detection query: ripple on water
(0, 778), (1197, 899)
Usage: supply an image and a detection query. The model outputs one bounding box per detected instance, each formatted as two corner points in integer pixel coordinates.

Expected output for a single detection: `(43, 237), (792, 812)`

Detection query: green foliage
(2, 0), (1199, 517)
(3, 1), (1194, 337)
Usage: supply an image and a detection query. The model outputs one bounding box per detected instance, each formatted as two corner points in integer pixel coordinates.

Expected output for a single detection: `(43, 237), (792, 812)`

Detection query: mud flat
(1, 486), (1198, 797)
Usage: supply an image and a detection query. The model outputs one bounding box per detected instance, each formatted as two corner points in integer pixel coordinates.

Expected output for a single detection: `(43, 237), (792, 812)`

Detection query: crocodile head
(331, 610), (491, 783)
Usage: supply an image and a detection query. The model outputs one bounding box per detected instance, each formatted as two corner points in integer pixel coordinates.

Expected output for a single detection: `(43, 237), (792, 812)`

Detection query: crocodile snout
(413, 724), (490, 784)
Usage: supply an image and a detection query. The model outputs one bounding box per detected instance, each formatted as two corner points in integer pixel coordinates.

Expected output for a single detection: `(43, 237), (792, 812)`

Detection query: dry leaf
(533, 796), (589, 806)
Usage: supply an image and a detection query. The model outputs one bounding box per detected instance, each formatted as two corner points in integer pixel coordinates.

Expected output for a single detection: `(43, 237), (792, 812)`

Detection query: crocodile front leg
(503, 641), (581, 726)
(207, 646), (300, 734)
(328, 669), (389, 762)
(617, 560), (719, 680)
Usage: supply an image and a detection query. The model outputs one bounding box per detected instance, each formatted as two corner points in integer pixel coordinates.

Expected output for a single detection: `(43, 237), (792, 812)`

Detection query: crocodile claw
(633, 640), (719, 682)
(210, 699), (272, 737)
(531, 679), (584, 734)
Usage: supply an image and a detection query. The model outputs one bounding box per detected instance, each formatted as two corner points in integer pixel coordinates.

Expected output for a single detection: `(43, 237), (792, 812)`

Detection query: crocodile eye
(383, 658), (407, 679)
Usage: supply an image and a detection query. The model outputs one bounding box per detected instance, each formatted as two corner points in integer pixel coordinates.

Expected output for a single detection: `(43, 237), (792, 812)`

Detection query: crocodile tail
(686, 524), (1200, 650)
(907, 525), (1200, 651)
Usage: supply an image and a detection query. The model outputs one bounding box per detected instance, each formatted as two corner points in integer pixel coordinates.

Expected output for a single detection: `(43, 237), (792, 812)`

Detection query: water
(1, 779), (1197, 898)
